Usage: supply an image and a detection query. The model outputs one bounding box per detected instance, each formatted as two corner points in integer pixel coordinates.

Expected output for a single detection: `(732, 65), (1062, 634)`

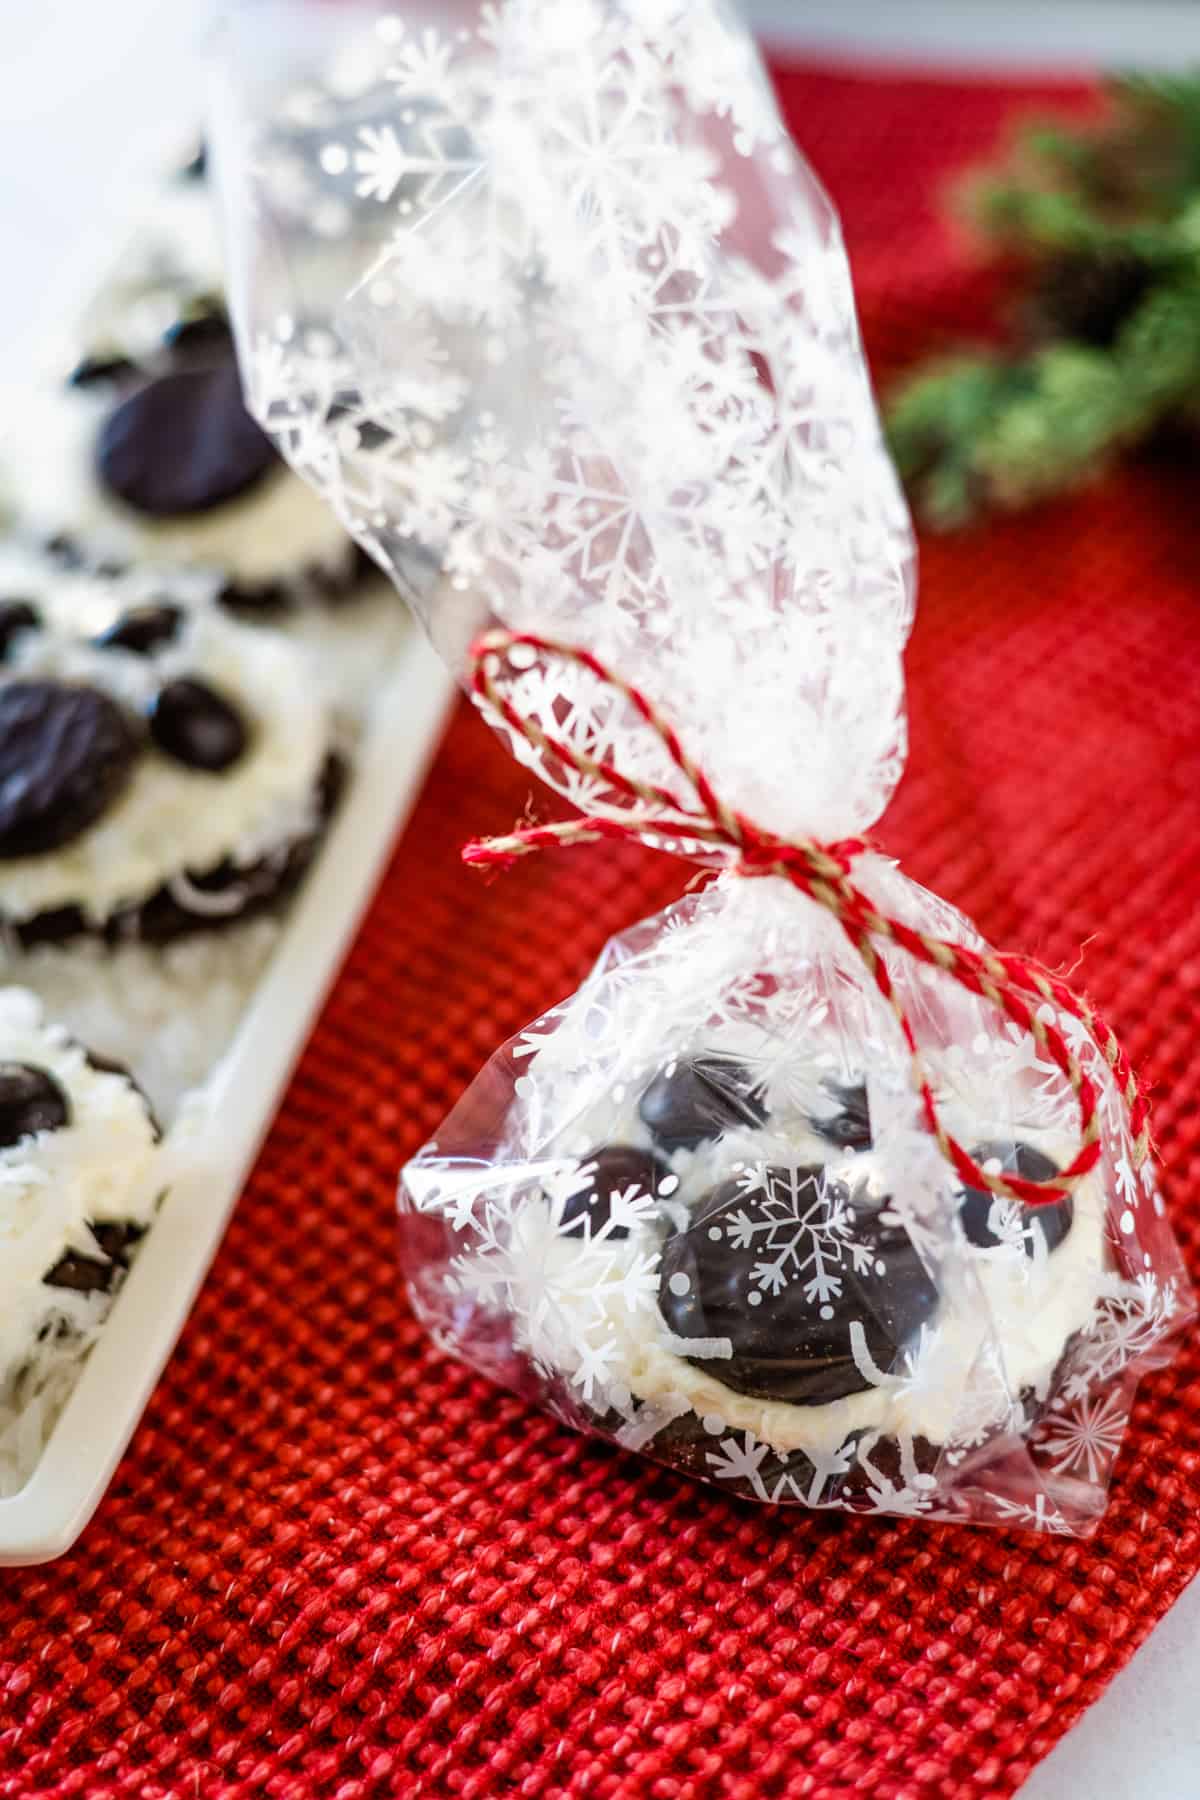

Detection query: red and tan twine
(464, 627), (1148, 1209)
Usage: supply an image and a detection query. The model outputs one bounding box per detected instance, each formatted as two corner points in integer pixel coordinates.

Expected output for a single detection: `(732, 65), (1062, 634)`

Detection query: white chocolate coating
(1, 376), (356, 588)
(88, 179), (225, 349)
(0, 538), (406, 730)
(266, 573), (410, 725)
(487, 1036), (1110, 1462)
(0, 986), (161, 1387)
(597, 1167), (1104, 1457)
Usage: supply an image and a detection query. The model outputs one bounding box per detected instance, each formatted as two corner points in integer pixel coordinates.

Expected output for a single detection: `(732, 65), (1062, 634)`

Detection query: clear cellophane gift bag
(214, 0), (1194, 1530)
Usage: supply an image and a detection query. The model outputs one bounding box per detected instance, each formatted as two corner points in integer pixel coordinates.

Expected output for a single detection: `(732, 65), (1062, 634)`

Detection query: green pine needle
(887, 72), (1200, 526)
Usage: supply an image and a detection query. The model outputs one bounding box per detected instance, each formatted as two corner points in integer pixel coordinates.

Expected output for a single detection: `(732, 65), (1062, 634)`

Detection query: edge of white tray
(0, 632), (454, 1564)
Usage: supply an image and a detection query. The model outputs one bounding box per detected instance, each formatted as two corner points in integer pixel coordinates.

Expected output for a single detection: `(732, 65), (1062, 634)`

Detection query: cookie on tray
(407, 1033), (1106, 1513)
(4, 302), (368, 615)
(0, 532), (406, 730)
(0, 557), (343, 948)
(12, 144), (368, 611)
(0, 984), (161, 1468)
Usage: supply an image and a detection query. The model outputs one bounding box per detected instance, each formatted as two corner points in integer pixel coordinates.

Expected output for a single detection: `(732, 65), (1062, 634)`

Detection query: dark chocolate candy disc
(650, 1408), (823, 1501)
(96, 356), (276, 517)
(68, 351), (136, 390)
(218, 543), (375, 617)
(94, 603), (184, 657)
(216, 576), (290, 618)
(148, 677), (248, 772)
(0, 601), (39, 661)
(161, 306), (231, 359)
(659, 1165), (938, 1406)
(639, 1054), (768, 1154)
(811, 1079), (872, 1152)
(959, 1142), (1073, 1255)
(44, 1220), (144, 1295)
(10, 751), (345, 950)
(0, 681), (141, 857)
(558, 1144), (672, 1239)
(0, 1062), (70, 1146)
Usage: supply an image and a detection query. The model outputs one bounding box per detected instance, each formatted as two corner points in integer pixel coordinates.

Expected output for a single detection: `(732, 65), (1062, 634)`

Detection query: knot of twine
(464, 628), (1149, 1209)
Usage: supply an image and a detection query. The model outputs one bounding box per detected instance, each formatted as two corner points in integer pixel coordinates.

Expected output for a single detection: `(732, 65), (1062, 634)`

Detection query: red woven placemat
(4, 62), (1200, 1800)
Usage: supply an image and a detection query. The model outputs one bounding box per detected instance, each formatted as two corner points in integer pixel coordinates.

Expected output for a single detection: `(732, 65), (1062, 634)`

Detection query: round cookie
(0, 985), (161, 1397)
(437, 1032), (1111, 1504)
(0, 561), (341, 946)
(8, 146), (365, 609)
(5, 325), (365, 610)
(0, 532), (408, 731)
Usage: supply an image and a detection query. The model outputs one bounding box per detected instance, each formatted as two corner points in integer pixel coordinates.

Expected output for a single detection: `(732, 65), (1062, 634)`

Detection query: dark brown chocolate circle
(161, 307), (231, 359)
(95, 356), (276, 517)
(217, 542), (374, 617)
(0, 601), (39, 661)
(216, 576), (290, 618)
(639, 1054), (768, 1154)
(0, 681), (141, 857)
(811, 1079), (872, 1152)
(94, 603), (184, 657)
(658, 1165), (938, 1405)
(0, 1062), (70, 1146)
(9, 752), (344, 949)
(558, 1144), (672, 1239)
(44, 1221), (144, 1295)
(147, 677), (248, 772)
(960, 1142), (1072, 1255)
(68, 351), (137, 390)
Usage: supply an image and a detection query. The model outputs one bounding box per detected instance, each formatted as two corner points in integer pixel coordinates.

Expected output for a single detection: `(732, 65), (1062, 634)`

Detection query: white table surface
(1, 3), (1196, 1792)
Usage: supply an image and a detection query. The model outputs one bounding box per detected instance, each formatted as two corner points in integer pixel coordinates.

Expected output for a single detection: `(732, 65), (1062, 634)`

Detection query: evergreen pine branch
(886, 278), (1200, 523)
(886, 73), (1200, 527)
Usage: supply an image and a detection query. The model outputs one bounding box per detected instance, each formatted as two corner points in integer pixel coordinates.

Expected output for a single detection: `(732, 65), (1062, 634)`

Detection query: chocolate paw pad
(0, 681), (141, 857)
(96, 355), (276, 517)
(45, 1221), (144, 1295)
(558, 1144), (673, 1239)
(148, 677), (249, 772)
(95, 603), (183, 656)
(959, 1142), (1072, 1254)
(0, 1062), (70, 1146)
(659, 1164), (938, 1405)
(810, 1079), (872, 1151)
(639, 1054), (768, 1154)
(0, 601), (40, 662)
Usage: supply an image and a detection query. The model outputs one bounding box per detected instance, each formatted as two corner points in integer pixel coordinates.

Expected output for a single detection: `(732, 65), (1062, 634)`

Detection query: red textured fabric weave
(4, 63), (1200, 1800)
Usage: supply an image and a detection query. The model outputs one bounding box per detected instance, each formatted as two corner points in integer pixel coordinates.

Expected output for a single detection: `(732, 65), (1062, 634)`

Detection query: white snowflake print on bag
(212, 0), (1195, 1530)
(398, 635), (1191, 1533)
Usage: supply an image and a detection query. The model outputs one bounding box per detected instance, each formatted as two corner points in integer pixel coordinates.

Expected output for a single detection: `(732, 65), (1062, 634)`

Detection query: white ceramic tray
(0, 634), (454, 1565)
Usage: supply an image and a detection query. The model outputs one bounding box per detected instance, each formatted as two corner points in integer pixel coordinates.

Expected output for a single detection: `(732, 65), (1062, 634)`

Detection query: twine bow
(464, 627), (1148, 1209)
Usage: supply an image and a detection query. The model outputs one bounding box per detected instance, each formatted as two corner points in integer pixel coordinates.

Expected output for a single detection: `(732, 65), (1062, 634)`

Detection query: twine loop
(465, 628), (1149, 1209)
